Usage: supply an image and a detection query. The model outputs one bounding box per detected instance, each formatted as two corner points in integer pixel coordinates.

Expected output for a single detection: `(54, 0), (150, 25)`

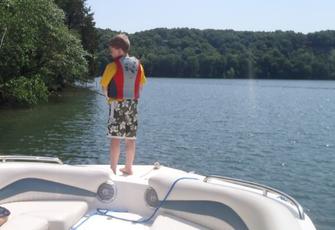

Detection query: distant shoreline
(147, 76), (335, 81)
(97, 28), (335, 81)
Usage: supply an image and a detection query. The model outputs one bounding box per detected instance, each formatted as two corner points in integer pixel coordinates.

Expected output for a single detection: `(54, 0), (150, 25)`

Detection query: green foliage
(5, 75), (48, 105)
(0, 0), (88, 105)
(97, 28), (335, 79)
(54, 0), (98, 76)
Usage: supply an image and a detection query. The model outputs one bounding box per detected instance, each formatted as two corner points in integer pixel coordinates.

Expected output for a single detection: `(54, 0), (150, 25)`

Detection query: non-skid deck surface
(71, 212), (150, 230)
(72, 212), (209, 230)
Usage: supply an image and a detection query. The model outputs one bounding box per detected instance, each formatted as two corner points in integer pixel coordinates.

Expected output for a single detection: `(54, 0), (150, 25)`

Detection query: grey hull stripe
(0, 178), (96, 201)
(161, 200), (249, 230)
(120, 56), (139, 99)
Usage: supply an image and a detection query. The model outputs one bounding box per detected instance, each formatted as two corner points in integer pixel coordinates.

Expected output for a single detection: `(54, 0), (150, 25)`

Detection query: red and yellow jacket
(100, 56), (146, 102)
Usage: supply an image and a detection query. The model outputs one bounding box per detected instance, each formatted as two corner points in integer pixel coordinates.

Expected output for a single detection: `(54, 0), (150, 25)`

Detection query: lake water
(0, 78), (335, 230)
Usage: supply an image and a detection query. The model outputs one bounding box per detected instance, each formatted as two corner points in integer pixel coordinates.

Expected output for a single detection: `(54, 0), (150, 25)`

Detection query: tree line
(97, 28), (335, 80)
(0, 0), (97, 105)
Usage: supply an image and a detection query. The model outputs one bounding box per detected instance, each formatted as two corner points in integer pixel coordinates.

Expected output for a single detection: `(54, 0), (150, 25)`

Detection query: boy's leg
(110, 138), (121, 174)
(120, 139), (136, 175)
(120, 100), (138, 175)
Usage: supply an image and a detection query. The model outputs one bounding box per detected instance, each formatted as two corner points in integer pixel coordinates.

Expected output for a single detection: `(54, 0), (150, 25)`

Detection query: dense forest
(1, 0), (335, 106)
(97, 28), (335, 79)
(0, 0), (96, 105)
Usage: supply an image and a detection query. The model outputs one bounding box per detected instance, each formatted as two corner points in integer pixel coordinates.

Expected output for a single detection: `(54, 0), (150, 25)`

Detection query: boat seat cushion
(1, 215), (48, 230)
(0, 163), (110, 193)
(0, 201), (88, 230)
(148, 172), (301, 230)
(0, 163), (110, 203)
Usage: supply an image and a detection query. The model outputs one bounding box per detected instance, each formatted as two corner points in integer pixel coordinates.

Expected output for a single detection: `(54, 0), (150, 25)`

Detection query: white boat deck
(0, 161), (317, 230)
(72, 210), (208, 230)
(82, 164), (193, 180)
(72, 212), (150, 230)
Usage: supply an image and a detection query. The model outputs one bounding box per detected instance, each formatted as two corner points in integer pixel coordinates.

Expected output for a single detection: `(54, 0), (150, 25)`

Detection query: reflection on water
(1, 79), (335, 230)
(0, 87), (107, 163)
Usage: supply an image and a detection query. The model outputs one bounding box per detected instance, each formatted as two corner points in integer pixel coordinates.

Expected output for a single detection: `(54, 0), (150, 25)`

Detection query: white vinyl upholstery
(148, 172), (301, 230)
(0, 163), (111, 204)
(0, 163), (109, 193)
(0, 163), (110, 230)
(1, 215), (48, 230)
(1, 201), (88, 230)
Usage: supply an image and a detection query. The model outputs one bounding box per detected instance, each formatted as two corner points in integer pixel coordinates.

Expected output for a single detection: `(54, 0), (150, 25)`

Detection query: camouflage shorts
(107, 99), (138, 139)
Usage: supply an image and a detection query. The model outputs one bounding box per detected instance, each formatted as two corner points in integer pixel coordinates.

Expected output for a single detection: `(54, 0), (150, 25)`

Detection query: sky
(86, 0), (335, 34)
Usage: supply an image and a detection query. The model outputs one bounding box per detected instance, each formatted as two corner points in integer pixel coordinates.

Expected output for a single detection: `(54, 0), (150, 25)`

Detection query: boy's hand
(104, 92), (109, 102)
(101, 87), (108, 97)
(101, 87), (109, 103)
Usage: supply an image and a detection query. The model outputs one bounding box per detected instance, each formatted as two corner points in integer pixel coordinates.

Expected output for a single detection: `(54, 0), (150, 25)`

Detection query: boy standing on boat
(100, 34), (146, 175)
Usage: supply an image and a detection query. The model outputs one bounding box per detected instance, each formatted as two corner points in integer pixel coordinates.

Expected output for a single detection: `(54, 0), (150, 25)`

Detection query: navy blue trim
(0, 178), (96, 200)
(162, 200), (249, 230)
(107, 78), (118, 98)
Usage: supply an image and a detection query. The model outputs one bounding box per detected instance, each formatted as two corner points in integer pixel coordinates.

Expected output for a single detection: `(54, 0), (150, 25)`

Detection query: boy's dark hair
(109, 34), (130, 53)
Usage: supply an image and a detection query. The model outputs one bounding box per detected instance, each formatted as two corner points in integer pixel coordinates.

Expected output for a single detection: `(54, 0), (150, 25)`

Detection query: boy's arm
(100, 63), (117, 99)
(139, 64), (147, 91)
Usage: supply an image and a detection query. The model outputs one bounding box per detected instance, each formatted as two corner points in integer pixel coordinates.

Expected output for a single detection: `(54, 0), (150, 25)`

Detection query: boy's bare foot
(119, 167), (133, 175)
(110, 166), (116, 175)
